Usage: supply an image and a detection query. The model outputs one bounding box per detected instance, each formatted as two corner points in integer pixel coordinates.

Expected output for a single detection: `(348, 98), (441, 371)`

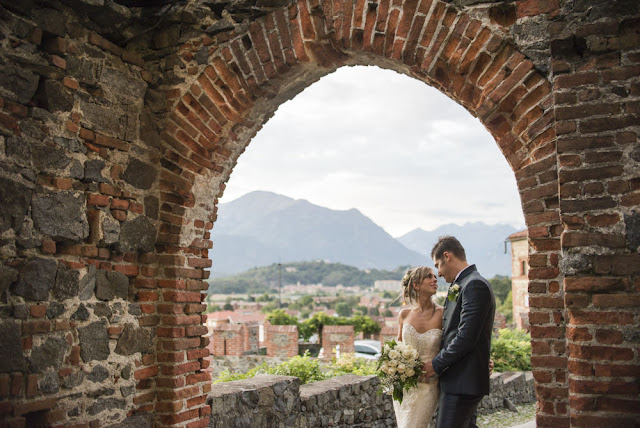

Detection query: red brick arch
(155, 0), (566, 426)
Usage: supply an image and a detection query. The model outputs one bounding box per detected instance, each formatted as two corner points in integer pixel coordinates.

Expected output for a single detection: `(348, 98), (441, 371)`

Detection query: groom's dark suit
(432, 265), (495, 428)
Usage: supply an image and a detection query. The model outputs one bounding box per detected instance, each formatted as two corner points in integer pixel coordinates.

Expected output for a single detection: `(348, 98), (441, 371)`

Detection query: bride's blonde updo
(401, 266), (434, 305)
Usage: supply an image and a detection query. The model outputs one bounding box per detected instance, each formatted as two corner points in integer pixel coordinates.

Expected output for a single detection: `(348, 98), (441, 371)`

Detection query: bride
(393, 266), (443, 428)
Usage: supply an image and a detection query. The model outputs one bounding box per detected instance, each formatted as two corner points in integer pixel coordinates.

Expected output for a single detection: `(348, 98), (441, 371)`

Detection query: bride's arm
(396, 308), (409, 342)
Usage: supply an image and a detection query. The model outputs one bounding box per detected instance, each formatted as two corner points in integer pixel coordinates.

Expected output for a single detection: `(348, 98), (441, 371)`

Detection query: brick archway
(1, 0), (638, 427)
(157, 1), (563, 426)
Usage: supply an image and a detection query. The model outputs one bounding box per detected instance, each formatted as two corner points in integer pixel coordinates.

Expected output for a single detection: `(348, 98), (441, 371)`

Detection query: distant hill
(208, 261), (410, 294)
(210, 191), (426, 276)
(396, 223), (521, 278)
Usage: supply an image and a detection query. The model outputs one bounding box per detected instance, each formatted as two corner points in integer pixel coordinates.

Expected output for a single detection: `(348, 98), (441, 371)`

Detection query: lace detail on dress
(393, 324), (442, 428)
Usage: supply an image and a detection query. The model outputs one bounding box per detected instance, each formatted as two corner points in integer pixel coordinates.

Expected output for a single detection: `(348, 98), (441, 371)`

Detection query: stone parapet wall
(207, 374), (395, 428)
(479, 371), (536, 413)
(208, 371), (536, 427)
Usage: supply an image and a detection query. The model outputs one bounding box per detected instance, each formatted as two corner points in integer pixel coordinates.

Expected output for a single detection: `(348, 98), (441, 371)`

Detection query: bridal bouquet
(376, 339), (423, 404)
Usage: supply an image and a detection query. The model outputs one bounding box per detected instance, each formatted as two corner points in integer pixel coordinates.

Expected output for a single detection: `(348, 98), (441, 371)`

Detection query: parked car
(354, 339), (382, 360)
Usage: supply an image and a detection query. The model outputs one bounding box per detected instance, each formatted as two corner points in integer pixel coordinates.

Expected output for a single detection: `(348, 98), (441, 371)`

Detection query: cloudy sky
(220, 66), (526, 237)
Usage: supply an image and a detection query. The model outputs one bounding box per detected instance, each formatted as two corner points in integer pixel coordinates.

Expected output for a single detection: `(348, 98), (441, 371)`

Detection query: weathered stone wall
(209, 355), (289, 380)
(0, 0), (638, 427)
(207, 371), (536, 427)
(208, 374), (396, 428)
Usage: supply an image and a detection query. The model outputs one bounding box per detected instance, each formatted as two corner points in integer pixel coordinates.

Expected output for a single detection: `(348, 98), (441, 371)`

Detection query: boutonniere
(448, 284), (460, 302)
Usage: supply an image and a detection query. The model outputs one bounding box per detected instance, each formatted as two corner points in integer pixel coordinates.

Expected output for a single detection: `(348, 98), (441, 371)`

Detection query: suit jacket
(432, 264), (495, 396)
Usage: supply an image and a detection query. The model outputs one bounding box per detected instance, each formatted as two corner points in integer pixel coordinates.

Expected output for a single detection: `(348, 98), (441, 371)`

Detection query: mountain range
(210, 191), (522, 278)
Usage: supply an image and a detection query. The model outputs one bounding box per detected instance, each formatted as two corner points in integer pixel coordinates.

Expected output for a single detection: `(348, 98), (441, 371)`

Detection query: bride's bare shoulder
(398, 307), (412, 321)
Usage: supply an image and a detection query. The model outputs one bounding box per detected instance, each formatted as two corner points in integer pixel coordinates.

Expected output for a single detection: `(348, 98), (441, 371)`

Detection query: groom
(423, 236), (495, 428)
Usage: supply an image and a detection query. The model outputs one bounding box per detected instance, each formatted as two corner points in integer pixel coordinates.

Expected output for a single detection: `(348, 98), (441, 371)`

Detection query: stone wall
(0, 0), (638, 426)
(207, 371), (536, 427)
(209, 355), (288, 380)
(207, 374), (395, 428)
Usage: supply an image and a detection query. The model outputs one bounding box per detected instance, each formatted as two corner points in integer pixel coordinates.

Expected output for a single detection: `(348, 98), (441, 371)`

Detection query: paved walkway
(509, 420), (536, 428)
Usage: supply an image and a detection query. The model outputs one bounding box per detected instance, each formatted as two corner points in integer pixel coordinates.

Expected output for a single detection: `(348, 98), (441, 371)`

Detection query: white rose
(411, 350), (419, 360)
(406, 369), (415, 377)
(402, 349), (414, 359)
(397, 363), (406, 373)
(388, 359), (397, 367)
(387, 366), (396, 375)
(384, 344), (391, 353)
(400, 374), (407, 382)
(380, 363), (388, 372)
(388, 350), (400, 360)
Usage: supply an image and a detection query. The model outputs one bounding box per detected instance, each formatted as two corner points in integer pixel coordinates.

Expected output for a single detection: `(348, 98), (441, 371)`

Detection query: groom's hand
(423, 360), (436, 381)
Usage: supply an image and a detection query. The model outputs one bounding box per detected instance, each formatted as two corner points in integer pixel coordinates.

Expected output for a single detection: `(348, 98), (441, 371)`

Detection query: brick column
(265, 324), (298, 357)
(321, 325), (355, 360)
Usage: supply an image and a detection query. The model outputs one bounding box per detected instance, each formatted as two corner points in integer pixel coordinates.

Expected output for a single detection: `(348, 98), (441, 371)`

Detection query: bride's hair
(401, 266), (434, 305)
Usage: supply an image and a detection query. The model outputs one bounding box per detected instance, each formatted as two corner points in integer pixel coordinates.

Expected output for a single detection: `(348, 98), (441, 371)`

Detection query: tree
(260, 302), (279, 313)
(335, 302), (352, 317)
(497, 290), (513, 324)
(266, 309), (299, 326)
(383, 308), (393, 317)
(489, 275), (511, 304)
(223, 302), (234, 311)
(350, 315), (381, 336)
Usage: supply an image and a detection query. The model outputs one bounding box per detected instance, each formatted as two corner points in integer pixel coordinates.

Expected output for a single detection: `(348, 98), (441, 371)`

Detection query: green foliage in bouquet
(491, 328), (532, 372)
(376, 339), (423, 404)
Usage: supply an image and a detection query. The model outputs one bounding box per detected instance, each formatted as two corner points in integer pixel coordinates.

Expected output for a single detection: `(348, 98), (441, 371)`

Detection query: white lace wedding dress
(393, 324), (442, 428)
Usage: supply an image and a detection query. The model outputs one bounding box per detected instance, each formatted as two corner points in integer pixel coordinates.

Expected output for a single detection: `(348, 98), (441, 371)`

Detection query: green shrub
(328, 353), (377, 377)
(214, 351), (378, 385)
(214, 352), (327, 385)
(491, 328), (531, 372)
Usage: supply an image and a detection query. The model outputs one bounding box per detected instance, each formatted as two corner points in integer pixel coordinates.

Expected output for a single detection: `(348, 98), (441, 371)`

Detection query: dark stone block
(88, 387), (115, 398)
(66, 56), (98, 85)
(0, 177), (32, 234)
(120, 385), (135, 397)
(96, 270), (129, 301)
(115, 323), (153, 356)
(53, 137), (87, 154)
(94, 302), (112, 318)
(118, 216), (157, 253)
(88, 365), (109, 382)
(144, 196), (159, 220)
(0, 0), (34, 15)
(631, 145), (640, 163)
(70, 160), (85, 180)
(128, 303), (142, 316)
(5, 136), (32, 168)
(120, 364), (131, 380)
(0, 321), (27, 372)
(100, 67), (146, 101)
(78, 99), (125, 139)
(12, 258), (57, 301)
(79, 322), (110, 362)
(35, 8), (67, 37)
(0, 61), (39, 104)
(39, 369), (60, 394)
(122, 158), (157, 190)
(106, 413), (152, 428)
(38, 80), (74, 112)
(13, 305), (29, 319)
(63, 371), (85, 389)
(625, 211), (640, 251)
(87, 398), (126, 416)
(0, 264), (18, 299)
(54, 263), (80, 300)
(32, 141), (71, 171)
(16, 217), (42, 249)
(103, 214), (120, 245)
(46, 301), (65, 319)
(84, 159), (108, 183)
(32, 191), (89, 242)
(71, 303), (90, 321)
(79, 264), (97, 300)
(29, 336), (68, 372)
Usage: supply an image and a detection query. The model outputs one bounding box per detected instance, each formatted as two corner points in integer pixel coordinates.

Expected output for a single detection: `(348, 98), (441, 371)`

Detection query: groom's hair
(431, 235), (467, 261)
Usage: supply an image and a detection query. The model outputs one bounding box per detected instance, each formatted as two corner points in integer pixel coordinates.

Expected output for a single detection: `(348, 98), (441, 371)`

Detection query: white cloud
(221, 66), (525, 236)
